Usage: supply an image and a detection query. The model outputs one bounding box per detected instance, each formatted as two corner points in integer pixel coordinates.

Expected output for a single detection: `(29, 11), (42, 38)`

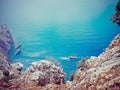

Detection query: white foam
(24, 50), (47, 57)
(59, 56), (69, 60)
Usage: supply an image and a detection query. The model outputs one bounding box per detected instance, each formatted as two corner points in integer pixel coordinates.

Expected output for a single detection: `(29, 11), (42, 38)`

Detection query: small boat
(69, 56), (77, 60)
(15, 42), (22, 49)
(15, 48), (21, 55)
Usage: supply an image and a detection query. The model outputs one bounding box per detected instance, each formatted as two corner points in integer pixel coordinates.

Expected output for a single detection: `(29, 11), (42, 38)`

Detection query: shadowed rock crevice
(112, 0), (120, 25)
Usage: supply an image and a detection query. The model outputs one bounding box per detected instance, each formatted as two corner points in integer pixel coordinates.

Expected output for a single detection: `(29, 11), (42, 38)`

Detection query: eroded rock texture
(0, 24), (14, 70)
(112, 0), (120, 25)
(25, 60), (65, 86)
(67, 34), (120, 90)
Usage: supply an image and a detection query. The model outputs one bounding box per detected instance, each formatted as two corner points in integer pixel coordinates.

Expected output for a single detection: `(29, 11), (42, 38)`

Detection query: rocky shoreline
(0, 24), (66, 90)
(0, 25), (119, 90)
(0, 1), (120, 90)
(66, 34), (120, 90)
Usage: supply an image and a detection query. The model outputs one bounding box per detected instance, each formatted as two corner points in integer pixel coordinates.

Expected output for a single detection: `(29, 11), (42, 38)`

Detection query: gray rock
(26, 60), (65, 86)
(11, 63), (23, 71)
(0, 24), (14, 70)
(67, 34), (120, 90)
(3, 70), (9, 76)
(0, 24), (14, 53)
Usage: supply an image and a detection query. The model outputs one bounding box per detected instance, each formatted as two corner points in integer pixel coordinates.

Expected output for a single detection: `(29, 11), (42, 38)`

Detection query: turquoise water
(0, 0), (120, 80)
(10, 23), (119, 80)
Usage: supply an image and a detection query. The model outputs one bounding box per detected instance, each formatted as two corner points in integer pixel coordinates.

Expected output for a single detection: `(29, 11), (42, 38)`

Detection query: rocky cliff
(66, 34), (120, 90)
(0, 24), (14, 70)
(25, 60), (65, 85)
(112, 0), (120, 25)
(66, 2), (120, 88)
(0, 32), (119, 90)
(0, 60), (66, 90)
(0, 1), (120, 90)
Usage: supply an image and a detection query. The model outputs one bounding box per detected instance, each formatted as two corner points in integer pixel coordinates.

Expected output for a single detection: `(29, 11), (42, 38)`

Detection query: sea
(1, 1), (120, 80)
(9, 23), (119, 80)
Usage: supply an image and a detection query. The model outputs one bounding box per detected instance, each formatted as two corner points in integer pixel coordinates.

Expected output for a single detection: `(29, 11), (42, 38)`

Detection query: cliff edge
(0, 1), (120, 90)
(112, 0), (120, 25)
(0, 24), (14, 70)
(0, 31), (119, 90)
(66, 34), (120, 90)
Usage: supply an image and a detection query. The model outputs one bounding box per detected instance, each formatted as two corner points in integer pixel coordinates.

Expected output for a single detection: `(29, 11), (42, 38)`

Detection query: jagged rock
(112, 0), (120, 25)
(0, 28), (119, 90)
(67, 34), (120, 90)
(70, 73), (75, 81)
(11, 63), (23, 71)
(3, 70), (9, 76)
(0, 24), (14, 54)
(0, 1), (119, 89)
(25, 60), (65, 86)
(0, 24), (14, 70)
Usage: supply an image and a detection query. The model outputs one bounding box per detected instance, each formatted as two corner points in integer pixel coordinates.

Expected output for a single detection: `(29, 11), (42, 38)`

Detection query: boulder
(11, 63), (23, 71)
(26, 60), (65, 86)
(3, 70), (9, 76)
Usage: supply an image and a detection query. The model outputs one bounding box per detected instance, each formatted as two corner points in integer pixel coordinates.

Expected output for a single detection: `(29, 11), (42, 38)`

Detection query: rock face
(25, 60), (65, 86)
(11, 63), (23, 71)
(0, 60), (65, 90)
(3, 34), (119, 90)
(112, 0), (120, 25)
(0, 24), (14, 70)
(0, 1), (119, 89)
(67, 34), (120, 90)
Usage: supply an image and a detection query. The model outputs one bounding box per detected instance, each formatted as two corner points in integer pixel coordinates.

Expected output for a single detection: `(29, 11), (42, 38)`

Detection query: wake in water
(59, 56), (69, 60)
(59, 56), (80, 60)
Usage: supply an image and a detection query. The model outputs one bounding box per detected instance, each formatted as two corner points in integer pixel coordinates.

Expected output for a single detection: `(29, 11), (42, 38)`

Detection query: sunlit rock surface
(11, 63), (23, 71)
(25, 60), (65, 85)
(67, 34), (120, 90)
